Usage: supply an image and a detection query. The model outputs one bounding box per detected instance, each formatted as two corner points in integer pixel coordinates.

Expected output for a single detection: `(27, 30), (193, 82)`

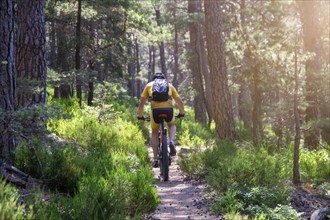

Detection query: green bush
(13, 99), (159, 219)
(14, 140), (83, 194)
(268, 205), (301, 220)
(48, 113), (159, 218)
(212, 185), (297, 219)
(178, 149), (205, 178)
(203, 143), (289, 192)
(0, 179), (33, 220)
(212, 189), (243, 214)
(176, 110), (215, 147)
(300, 146), (330, 184)
(236, 186), (292, 211)
(316, 182), (330, 198)
(71, 155), (158, 219)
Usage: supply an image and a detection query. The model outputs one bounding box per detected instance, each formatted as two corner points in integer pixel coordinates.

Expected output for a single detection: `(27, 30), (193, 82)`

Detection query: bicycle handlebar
(138, 115), (183, 122)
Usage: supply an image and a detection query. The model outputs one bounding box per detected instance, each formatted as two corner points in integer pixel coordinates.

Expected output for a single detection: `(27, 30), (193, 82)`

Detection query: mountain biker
(137, 73), (185, 168)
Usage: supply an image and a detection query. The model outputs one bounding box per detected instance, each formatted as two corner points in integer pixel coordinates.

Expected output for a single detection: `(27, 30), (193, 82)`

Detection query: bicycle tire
(162, 133), (169, 181)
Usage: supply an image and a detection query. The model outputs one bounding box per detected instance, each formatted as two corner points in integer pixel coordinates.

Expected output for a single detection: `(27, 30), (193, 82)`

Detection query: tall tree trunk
(16, 0), (47, 108)
(188, 0), (207, 124)
(252, 65), (262, 145)
(136, 39), (142, 99)
(48, 2), (57, 70)
(148, 45), (156, 82)
(75, 0), (82, 107)
(87, 62), (94, 106)
(204, 0), (236, 140)
(172, 0), (179, 88)
(127, 40), (136, 97)
(293, 41), (301, 185)
(148, 45), (153, 82)
(298, 1), (321, 149)
(238, 81), (252, 130)
(152, 45), (156, 78)
(238, 0), (252, 130)
(198, 18), (213, 125)
(173, 23), (179, 88)
(155, 9), (167, 78)
(148, 45), (155, 82)
(0, 0), (16, 160)
(55, 17), (71, 99)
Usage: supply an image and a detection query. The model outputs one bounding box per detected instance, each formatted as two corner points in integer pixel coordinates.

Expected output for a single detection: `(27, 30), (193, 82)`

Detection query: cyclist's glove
(137, 116), (145, 121)
(176, 113), (185, 118)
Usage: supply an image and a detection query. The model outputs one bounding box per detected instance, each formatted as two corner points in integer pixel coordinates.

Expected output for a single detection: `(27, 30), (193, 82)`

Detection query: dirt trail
(145, 145), (221, 220)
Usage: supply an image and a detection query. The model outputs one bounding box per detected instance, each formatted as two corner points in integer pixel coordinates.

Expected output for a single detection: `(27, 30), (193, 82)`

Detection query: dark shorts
(151, 108), (174, 131)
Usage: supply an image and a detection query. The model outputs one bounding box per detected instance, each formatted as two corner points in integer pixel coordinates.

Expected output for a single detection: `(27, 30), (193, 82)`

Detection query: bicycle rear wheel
(161, 133), (169, 181)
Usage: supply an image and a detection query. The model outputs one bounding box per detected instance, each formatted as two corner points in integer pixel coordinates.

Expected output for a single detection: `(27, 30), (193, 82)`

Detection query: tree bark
(238, 0), (252, 130)
(75, 0), (82, 107)
(204, 0), (236, 140)
(238, 81), (252, 130)
(298, 1), (321, 149)
(87, 61), (94, 106)
(252, 65), (262, 144)
(48, 1), (57, 70)
(293, 41), (301, 185)
(136, 39), (142, 99)
(0, 0), (16, 160)
(16, 0), (47, 107)
(55, 15), (72, 99)
(172, 0), (180, 88)
(188, 0), (207, 124)
(127, 39), (136, 97)
(148, 45), (156, 82)
(155, 9), (167, 78)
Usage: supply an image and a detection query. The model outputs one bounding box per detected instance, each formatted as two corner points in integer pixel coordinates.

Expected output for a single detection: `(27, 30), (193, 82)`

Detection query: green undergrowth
(11, 99), (159, 219)
(177, 113), (330, 219)
(0, 179), (34, 220)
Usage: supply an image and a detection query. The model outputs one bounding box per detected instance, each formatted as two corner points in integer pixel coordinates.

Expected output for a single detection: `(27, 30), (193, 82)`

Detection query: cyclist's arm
(137, 97), (147, 117)
(174, 96), (185, 115)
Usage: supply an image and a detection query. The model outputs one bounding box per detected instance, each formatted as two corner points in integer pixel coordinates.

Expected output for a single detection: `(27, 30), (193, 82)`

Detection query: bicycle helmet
(152, 72), (166, 80)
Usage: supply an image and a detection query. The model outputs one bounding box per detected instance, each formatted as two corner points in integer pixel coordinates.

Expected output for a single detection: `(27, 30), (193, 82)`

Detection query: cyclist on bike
(137, 73), (185, 168)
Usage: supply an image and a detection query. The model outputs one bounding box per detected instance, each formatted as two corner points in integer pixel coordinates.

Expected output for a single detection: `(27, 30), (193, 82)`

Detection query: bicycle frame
(141, 114), (172, 181)
(158, 114), (169, 181)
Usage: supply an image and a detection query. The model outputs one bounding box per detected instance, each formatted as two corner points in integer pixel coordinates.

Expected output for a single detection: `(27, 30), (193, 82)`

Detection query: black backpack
(152, 79), (170, 101)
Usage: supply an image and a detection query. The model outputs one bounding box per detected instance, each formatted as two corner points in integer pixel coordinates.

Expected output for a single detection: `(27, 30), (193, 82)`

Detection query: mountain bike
(157, 113), (170, 181)
(140, 112), (183, 182)
(142, 115), (170, 181)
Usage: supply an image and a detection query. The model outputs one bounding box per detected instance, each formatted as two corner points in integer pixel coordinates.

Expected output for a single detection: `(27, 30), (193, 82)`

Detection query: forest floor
(143, 145), (222, 220)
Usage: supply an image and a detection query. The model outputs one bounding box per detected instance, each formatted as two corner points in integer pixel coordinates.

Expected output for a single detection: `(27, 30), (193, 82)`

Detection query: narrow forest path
(144, 145), (221, 220)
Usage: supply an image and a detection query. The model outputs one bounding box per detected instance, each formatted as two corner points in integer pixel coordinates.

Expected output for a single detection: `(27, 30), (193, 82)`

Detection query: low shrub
(212, 185), (298, 219)
(14, 139), (83, 194)
(204, 143), (289, 192)
(0, 179), (33, 220)
(176, 112), (215, 147)
(13, 101), (159, 219)
(300, 146), (330, 184)
(178, 149), (205, 178)
(212, 189), (243, 214)
(316, 182), (330, 198)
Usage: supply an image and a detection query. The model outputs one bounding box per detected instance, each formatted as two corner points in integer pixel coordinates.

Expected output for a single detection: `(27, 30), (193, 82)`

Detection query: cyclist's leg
(151, 112), (160, 161)
(167, 114), (177, 156)
(167, 122), (176, 143)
